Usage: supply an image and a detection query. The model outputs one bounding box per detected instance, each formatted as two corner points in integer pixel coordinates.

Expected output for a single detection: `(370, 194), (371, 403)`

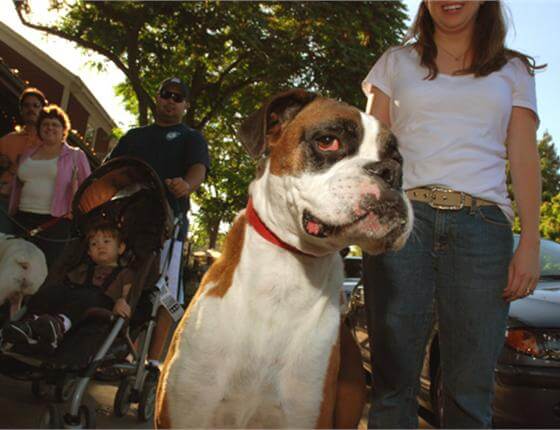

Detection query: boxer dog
(156, 89), (413, 428)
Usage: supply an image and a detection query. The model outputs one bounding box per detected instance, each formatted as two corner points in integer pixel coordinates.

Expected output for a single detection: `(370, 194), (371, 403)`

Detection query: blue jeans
(363, 201), (512, 428)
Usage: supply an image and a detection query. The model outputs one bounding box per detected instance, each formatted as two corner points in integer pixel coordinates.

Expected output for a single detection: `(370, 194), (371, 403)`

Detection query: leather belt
(406, 186), (496, 210)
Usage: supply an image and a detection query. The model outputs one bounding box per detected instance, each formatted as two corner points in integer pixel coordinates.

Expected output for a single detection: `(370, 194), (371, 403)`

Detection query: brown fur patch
(315, 330), (341, 429)
(154, 390), (171, 429)
(269, 98), (362, 176)
(205, 212), (247, 297)
(377, 122), (399, 160)
(334, 323), (367, 428)
(314, 322), (367, 429)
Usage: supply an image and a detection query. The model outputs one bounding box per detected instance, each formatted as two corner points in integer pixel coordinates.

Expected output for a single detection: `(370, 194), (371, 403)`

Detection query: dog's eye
(316, 136), (341, 152)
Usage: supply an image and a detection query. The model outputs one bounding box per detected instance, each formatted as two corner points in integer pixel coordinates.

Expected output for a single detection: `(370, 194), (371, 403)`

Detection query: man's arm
(165, 163), (207, 198)
(166, 130), (209, 198)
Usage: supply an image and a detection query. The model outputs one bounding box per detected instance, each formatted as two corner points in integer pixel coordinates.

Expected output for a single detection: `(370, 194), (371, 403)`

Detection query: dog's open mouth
(302, 196), (408, 239)
(302, 209), (372, 238)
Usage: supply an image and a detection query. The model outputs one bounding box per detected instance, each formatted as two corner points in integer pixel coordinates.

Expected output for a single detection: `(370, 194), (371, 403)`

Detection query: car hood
(509, 281), (560, 328)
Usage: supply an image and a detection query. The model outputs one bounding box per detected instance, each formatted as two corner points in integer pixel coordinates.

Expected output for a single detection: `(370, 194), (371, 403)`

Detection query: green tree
(538, 132), (560, 202)
(509, 131), (559, 202)
(511, 132), (560, 242)
(539, 194), (560, 242)
(15, 1), (408, 248)
(15, 1), (407, 126)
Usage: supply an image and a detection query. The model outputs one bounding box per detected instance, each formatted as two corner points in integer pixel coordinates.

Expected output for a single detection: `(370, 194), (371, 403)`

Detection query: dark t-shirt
(108, 123), (210, 214)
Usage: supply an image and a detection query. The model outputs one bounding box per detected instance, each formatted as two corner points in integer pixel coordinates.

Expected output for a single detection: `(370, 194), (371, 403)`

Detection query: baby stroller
(0, 157), (186, 428)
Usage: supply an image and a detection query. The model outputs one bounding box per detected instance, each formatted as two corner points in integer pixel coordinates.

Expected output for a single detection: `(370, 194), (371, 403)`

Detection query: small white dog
(0, 233), (48, 318)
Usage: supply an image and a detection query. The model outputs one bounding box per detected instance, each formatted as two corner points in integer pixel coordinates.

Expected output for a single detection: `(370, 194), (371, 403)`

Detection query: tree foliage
(538, 132), (560, 202)
(511, 132), (560, 242)
(15, 1), (407, 126)
(538, 194), (560, 243)
(537, 133), (560, 242)
(15, 0), (408, 249)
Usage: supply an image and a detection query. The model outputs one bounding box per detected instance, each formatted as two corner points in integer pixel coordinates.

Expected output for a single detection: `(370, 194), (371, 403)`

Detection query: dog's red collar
(246, 198), (316, 258)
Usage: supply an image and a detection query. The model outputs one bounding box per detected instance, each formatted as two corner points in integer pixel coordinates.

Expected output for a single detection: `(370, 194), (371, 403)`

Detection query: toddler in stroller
(2, 222), (135, 354)
(0, 157), (183, 428)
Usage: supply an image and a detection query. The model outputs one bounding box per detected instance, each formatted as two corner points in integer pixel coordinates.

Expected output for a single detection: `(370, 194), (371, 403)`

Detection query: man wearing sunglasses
(107, 77), (210, 362)
(108, 77), (209, 221)
(0, 87), (46, 233)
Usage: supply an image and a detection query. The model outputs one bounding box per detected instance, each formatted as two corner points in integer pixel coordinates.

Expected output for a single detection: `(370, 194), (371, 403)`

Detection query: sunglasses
(21, 102), (42, 109)
(159, 90), (186, 103)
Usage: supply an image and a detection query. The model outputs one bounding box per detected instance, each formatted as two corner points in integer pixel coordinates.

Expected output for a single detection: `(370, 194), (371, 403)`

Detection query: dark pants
(363, 201), (512, 429)
(0, 197), (14, 234)
(13, 211), (72, 268)
(27, 284), (114, 325)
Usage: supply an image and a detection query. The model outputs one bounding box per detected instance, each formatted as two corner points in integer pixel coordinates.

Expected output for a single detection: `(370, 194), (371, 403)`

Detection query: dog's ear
(238, 89), (317, 159)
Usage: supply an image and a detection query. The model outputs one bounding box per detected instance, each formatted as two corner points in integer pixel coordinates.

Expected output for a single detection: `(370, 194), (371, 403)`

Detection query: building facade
(0, 22), (116, 161)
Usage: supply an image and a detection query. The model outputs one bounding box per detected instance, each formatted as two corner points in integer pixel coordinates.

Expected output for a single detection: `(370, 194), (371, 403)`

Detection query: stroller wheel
(137, 367), (160, 422)
(39, 403), (61, 429)
(56, 377), (77, 403)
(32, 380), (47, 399)
(76, 404), (96, 429)
(114, 378), (133, 417)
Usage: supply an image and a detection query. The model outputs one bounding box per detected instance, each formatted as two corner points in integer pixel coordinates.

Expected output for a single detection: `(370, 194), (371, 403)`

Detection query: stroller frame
(0, 158), (185, 428)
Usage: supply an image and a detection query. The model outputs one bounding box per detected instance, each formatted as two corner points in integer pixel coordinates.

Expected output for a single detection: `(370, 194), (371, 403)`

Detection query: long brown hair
(405, 1), (545, 79)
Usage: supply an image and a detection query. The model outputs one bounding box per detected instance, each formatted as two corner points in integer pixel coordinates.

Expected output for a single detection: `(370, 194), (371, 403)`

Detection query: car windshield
(514, 235), (560, 283)
(344, 257), (362, 278)
(539, 240), (560, 280)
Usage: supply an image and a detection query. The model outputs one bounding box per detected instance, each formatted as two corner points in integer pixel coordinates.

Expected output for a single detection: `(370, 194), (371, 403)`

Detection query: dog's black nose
(363, 160), (402, 189)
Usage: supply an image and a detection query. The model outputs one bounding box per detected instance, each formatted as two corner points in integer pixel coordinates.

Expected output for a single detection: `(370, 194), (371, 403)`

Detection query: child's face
(87, 231), (125, 266)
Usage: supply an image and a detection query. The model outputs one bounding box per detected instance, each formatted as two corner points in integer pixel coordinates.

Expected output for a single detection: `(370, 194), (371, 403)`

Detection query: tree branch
(196, 76), (260, 129)
(15, 3), (129, 77)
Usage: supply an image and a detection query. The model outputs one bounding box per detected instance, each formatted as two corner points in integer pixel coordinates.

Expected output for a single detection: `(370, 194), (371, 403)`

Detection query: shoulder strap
(85, 263), (96, 285)
(99, 266), (125, 292)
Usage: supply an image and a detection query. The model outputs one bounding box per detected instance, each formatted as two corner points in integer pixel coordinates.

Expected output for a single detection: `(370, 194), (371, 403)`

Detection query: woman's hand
(112, 297), (131, 318)
(503, 239), (540, 302)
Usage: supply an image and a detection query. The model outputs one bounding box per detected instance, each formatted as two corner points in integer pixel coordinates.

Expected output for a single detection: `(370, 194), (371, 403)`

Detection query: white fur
(0, 233), (48, 308)
(165, 228), (343, 428)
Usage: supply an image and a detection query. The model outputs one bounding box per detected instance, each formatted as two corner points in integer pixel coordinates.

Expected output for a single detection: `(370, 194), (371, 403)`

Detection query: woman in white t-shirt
(362, 1), (542, 428)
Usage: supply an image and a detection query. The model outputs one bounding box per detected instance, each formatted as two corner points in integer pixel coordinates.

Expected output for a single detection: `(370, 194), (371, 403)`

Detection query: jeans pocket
(477, 205), (511, 227)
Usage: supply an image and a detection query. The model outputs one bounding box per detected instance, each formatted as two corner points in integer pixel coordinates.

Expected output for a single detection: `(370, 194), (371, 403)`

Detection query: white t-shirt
(18, 157), (58, 214)
(362, 46), (538, 221)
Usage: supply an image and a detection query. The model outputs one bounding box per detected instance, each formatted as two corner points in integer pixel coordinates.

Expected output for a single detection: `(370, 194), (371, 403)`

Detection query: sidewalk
(0, 374), (150, 429)
(0, 374), (432, 429)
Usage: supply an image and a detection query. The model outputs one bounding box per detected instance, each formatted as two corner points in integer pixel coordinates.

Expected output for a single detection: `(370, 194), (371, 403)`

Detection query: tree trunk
(208, 219), (221, 250)
(138, 94), (148, 126)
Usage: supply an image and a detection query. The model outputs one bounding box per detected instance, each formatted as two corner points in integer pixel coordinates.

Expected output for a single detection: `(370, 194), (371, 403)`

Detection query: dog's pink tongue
(306, 220), (321, 235)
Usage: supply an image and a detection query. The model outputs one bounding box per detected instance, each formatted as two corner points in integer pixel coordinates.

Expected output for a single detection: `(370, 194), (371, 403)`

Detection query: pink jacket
(9, 142), (91, 217)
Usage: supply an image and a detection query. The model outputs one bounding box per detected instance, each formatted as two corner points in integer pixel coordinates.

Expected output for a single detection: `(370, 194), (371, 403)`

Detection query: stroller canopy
(71, 157), (173, 258)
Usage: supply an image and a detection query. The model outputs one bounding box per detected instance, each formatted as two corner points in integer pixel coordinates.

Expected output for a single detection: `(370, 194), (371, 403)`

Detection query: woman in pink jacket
(10, 104), (90, 267)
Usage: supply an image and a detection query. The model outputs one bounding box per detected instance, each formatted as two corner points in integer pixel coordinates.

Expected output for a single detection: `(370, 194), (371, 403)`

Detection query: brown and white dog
(156, 89), (413, 428)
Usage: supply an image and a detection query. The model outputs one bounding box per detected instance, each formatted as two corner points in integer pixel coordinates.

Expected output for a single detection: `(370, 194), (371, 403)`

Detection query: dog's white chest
(165, 234), (343, 428)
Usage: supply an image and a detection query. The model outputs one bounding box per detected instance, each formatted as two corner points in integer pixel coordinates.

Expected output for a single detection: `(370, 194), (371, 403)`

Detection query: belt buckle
(429, 187), (465, 210)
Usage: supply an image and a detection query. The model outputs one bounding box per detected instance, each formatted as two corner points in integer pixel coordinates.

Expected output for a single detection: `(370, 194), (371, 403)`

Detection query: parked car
(342, 255), (362, 313)
(346, 235), (560, 428)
